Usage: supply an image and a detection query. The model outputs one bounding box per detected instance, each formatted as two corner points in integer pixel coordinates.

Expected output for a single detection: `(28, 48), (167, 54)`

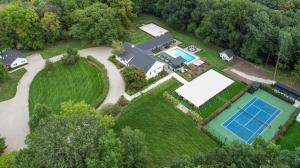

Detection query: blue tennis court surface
(223, 97), (280, 144)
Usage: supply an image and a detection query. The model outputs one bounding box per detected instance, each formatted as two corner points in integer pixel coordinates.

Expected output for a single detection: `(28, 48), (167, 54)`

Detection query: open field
(23, 40), (96, 59)
(115, 79), (217, 167)
(29, 59), (107, 113)
(0, 68), (26, 102)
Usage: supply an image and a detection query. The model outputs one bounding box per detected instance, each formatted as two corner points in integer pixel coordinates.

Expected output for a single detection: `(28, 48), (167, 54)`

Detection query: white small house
(219, 49), (236, 61)
(0, 49), (28, 69)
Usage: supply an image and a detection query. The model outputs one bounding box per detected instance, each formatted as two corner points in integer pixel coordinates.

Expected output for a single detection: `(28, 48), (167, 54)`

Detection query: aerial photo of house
(0, 0), (299, 168)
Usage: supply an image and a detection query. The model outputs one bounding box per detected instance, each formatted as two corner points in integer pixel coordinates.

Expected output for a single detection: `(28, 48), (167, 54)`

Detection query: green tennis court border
(204, 89), (296, 144)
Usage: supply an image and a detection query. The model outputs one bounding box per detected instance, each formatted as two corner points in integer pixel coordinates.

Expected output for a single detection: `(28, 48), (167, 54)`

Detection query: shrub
(0, 135), (7, 155)
(163, 91), (179, 106)
(118, 96), (128, 107)
(187, 110), (203, 124)
(0, 62), (9, 82)
(112, 40), (124, 56)
(0, 152), (17, 168)
(261, 84), (295, 104)
(108, 55), (125, 69)
(100, 104), (122, 117)
(61, 48), (80, 65)
(45, 59), (54, 73)
(29, 104), (53, 131)
(122, 66), (147, 94)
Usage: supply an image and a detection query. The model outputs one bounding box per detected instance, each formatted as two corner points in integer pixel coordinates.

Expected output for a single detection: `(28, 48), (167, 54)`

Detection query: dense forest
(0, 0), (134, 50)
(134, 0), (300, 73)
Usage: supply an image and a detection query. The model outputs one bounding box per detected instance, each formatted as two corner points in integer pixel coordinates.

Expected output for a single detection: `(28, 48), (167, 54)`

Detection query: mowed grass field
(0, 68), (26, 102)
(115, 79), (217, 167)
(29, 59), (107, 114)
(279, 110), (300, 150)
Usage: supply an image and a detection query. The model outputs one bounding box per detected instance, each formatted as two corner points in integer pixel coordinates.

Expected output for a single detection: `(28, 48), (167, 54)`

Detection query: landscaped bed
(115, 79), (217, 167)
(0, 68), (26, 102)
(29, 58), (108, 113)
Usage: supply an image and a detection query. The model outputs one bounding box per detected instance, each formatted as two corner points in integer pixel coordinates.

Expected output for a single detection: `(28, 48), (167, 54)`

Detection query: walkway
(230, 69), (275, 85)
(0, 47), (125, 152)
(0, 54), (44, 152)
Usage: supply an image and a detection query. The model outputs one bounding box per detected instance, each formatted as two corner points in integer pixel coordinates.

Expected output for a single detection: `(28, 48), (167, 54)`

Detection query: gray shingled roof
(221, 49), (236, 58)
(137, 33), (174, 50)
(170, 56), (185, 67)
(118, 43), (156, 73)
(0, 49), (26, 66)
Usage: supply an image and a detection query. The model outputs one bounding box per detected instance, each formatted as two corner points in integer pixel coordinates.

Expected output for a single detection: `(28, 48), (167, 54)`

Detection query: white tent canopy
(139, 23), (168, 37)
(175, 69), (234, 107)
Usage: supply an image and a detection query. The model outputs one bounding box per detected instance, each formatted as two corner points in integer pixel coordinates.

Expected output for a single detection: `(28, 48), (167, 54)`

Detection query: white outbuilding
(219, 49), (236, 61)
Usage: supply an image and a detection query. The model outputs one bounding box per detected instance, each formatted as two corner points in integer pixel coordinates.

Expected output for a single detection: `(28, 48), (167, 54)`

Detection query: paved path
(0, 54), (44, 152)
(230, 69), (275, 84)
(0, 47), (124, 152)
(124, 72), (188, 101)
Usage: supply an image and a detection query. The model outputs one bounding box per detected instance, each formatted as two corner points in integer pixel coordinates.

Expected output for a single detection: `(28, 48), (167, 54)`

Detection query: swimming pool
(164, 47), (197, 63)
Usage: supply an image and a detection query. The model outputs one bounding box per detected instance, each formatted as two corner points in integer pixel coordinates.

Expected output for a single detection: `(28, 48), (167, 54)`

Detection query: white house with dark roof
(117, 33), (176, 79)
(0, 49), (28, 69)
(219, 49), (236, 61)
(117, 43), (164, 79)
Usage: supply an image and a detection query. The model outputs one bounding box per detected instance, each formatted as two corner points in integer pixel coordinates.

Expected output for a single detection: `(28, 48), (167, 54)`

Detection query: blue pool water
(223, 97), (280, 144)
(168, 48), (196, 63)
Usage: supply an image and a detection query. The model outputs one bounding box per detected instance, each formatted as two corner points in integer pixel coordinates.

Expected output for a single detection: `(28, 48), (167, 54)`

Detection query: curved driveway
(0, 47), (125, 152)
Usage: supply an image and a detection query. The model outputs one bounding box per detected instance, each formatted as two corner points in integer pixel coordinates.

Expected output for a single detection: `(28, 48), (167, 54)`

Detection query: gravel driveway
(0, 47), (125, 152)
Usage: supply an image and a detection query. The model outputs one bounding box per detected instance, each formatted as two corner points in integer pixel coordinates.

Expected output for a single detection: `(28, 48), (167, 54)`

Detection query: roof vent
(131, 45), (135, 48)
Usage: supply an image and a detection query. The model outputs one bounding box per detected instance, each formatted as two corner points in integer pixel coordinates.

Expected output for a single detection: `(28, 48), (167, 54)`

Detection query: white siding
(145, 61), (165, 79)
(10, 58), (28, 69)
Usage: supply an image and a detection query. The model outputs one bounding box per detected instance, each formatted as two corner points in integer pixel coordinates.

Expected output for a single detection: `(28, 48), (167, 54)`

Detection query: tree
(122, 66), (147, 93)
(107, 0), (135, 26)
(112, 40), (124, 56)
(292, 61), (300, 83)
(1, 2), (44, 49)
(0, 135), (6, 155)
(60, 100), (97, 115)
(45, 59), (54, 73)
(69, 3), (126, 45)
(13, 114), (148, 168)
(29, 104), (53, 131)
(0, 152), (17, 168)
(120, 127), (149, 168)
(100, 103), (121, 117)
(61, 48), (80, 65)
(0, 62), (8, 82)
(41, 12), (61, 43)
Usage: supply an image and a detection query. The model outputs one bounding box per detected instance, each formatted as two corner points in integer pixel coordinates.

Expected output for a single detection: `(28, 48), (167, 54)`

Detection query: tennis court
(204, 89), (296, 144)
(223, 97), (280, 144)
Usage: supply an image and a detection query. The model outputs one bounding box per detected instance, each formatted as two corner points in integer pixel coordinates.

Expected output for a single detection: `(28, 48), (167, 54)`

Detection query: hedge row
(260, 84), (295, 104)
(86, 56), (109, 108)
(108, 55), (125, 69)
(201, 85), (251, 126)
(273, 109), (299, 143)
(163, 91), (179, 106)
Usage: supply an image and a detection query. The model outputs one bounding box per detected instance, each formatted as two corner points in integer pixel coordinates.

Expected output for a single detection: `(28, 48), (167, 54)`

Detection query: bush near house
(0, 135), (6, 155)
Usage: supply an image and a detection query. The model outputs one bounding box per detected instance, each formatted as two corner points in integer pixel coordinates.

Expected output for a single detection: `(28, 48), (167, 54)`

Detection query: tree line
(0, 0), (134, 50)
(133, 0), (300, 76)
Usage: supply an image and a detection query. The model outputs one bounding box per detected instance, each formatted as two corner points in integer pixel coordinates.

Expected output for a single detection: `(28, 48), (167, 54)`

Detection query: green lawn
(29, 59), (107, 114)
(279, 110), (300, 150)
(134, 15), (234, 70)
(0, 68), (26, 102)
(115, 79), (217, 167)
(173, 81), (247, 118)
(127, 23), (152, 44)
(23, 40), (96, 59)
